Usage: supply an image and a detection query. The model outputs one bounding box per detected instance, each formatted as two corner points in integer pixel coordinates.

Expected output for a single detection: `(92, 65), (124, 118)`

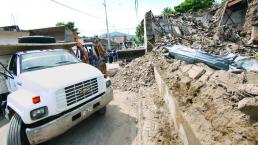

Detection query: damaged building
(143, 0), (258, 51)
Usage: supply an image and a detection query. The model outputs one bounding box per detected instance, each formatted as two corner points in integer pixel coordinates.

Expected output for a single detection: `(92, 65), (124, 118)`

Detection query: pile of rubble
(150, 0), (258, 57)
(111, 1), (258, 144)
(154, 47), (258, 144)
(157, 16), (255, 57)
(113, 46), (258, 144)
(112, 54), (155, 92)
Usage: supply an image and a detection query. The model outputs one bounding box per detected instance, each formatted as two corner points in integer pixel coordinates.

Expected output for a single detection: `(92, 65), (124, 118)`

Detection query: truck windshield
(21, 50), (80, 73)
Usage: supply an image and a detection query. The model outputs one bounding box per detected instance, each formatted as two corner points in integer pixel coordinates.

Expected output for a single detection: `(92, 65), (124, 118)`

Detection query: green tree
(162, 7), (175, 16)
(174, 0), (214, 13)
(135, 24), (144, 44)
(56, 21), (79, 33)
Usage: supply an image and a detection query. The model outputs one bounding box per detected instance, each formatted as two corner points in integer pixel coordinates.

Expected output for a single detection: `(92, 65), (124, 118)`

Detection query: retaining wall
(154, 66), (201, 145)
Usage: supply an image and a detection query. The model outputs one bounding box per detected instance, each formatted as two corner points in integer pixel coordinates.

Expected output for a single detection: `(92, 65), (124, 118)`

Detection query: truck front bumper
(26, 87), (113, 145)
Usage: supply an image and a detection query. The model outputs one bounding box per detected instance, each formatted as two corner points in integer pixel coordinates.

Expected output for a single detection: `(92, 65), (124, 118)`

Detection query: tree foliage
(162, 7), (175, 16)
(135, 24), (144, 44)
(174, 0), (214, 13)
(162, 0), (215, 15)
(56, 21), (79, 33)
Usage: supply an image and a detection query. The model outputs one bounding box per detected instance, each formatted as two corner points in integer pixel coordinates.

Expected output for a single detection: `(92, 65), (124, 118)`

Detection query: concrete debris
(246, 72), (258, 84)
(238, 84), (258, 95)
(112, 55), (155, 92)
(111, 1), (258, 144)
(154, 49), (258, 144)
(187, 65), (206, 79)
(238, 97), (258, 119)
(145, 0), (258, 57)
(112, 47), (258, 144)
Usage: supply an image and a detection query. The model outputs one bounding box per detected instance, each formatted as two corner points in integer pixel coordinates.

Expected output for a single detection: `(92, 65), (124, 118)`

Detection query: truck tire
(98, 106), (107, 115)
(7, 114), (30, 145)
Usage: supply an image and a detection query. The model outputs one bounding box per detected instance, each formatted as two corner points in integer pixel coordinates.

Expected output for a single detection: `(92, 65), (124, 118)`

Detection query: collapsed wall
(144, 0), (258, 57)
(243, 0), (258, 43)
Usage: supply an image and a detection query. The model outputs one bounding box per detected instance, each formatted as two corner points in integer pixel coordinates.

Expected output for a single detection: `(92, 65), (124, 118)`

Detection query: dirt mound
(112, 54), (156, 92)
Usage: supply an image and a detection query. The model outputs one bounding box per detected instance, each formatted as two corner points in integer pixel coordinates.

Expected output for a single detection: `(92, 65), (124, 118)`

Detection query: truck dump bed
(0, 26), (75, 94)
(0, 42), (76, 94)
(0, 42), (76, 55)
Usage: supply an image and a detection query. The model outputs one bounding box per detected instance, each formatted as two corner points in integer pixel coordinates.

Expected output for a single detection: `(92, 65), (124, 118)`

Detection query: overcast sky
(1, 0), (183, 36)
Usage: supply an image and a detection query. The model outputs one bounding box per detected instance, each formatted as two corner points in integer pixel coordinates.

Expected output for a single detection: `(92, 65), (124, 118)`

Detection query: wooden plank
(227, 0), (242, 7)
(0, 42), (76, 55)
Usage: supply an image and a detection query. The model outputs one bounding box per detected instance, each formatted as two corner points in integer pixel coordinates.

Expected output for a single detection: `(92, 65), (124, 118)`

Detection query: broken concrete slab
(225, 42), (240, 53)
(187, 65), (206, 80)
(238, 84), (258, 95)
(238, 97), (258, 119)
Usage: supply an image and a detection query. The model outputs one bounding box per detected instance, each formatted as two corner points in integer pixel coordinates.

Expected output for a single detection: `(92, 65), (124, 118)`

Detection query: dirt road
(0, 87), (180, 145)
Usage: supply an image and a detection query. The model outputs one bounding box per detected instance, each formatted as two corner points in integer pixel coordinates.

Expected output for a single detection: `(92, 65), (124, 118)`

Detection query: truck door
(6, 54), (19, 92)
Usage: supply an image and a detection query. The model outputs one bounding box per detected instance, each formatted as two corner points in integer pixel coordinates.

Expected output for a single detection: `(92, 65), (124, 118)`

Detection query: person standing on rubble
(112, 49), (117, 62)
(88, 49), (94, 65)
(108, 50), (113, 63)
(113, 49), (117, 62)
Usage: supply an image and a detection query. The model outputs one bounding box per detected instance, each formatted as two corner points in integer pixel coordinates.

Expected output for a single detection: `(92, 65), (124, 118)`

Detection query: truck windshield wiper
(56, 61), (77, 64)
(23, 66), (51, 71)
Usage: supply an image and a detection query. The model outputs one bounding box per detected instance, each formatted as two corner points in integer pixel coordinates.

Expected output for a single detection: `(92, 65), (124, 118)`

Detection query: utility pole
(135, 0), (139, 24)
(103, 0), (111, 50)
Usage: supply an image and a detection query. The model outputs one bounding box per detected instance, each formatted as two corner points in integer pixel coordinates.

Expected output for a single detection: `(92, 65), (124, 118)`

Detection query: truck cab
(0, 36), (113, 145)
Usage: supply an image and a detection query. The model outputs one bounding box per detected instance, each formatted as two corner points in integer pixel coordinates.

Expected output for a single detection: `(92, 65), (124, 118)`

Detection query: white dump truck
(0, 36), (113, 145)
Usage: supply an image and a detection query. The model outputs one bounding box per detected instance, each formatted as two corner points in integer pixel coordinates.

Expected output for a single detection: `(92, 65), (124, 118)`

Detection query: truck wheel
(7, 114), (30, 145)
(98, 106), (107, 115)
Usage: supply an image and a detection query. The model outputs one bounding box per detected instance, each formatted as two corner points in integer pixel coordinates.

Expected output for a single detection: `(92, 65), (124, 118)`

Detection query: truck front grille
(64, 78), (98, 106)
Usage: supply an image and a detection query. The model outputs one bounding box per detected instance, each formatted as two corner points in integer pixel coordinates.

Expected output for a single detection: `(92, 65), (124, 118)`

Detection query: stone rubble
(111, 1), (258, 144)
(111, 46), (258, 144)
(152, 0), (258, 57)
(112, 54), (155, 92)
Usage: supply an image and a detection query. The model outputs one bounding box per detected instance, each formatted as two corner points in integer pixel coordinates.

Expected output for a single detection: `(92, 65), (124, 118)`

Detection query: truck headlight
(30, 106), (48, 120)
(106, 80), (112, 88)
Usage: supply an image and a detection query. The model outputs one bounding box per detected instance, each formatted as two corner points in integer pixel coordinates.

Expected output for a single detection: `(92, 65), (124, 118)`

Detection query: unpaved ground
(0, 87), (180, 145)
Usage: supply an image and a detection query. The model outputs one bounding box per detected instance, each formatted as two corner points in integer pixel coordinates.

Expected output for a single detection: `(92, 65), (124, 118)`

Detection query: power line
(80, 27), (136, 33)
(50, 0), (103, 19)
